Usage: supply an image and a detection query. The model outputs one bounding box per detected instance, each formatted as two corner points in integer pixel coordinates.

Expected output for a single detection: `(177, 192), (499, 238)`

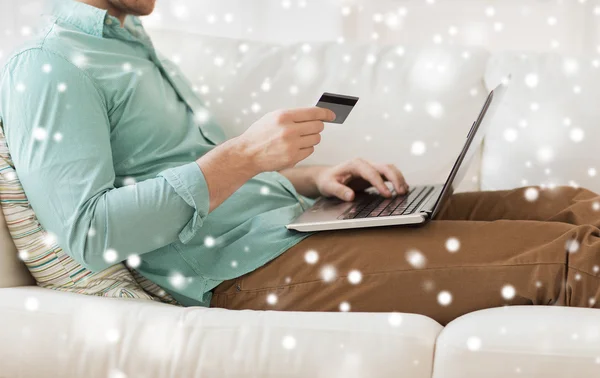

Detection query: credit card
(316, 92), (359, 124)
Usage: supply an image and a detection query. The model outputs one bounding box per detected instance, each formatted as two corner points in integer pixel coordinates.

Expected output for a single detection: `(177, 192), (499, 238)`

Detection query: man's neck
(76, 0), (126, 26)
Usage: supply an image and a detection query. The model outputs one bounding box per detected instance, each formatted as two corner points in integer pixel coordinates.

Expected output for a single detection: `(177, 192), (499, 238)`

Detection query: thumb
(322, 180), (355, 201)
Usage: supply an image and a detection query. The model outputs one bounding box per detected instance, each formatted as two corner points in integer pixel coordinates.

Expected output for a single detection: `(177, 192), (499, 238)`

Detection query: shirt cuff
(158, 161), (210, 244)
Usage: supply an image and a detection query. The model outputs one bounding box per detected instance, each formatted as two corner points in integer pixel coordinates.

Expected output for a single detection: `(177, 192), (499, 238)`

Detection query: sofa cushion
(0, 207), (35, 288)
(481, 53), (600, 193)
(0, 122), (178, 304)
(432, 306), (600, 378)
(0, 286), (442, 378)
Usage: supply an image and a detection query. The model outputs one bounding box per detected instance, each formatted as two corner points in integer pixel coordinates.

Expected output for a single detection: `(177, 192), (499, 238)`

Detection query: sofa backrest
(0, 207), (35, 288)
(147, 31), (490, 193)
(481, 52), (600, 193)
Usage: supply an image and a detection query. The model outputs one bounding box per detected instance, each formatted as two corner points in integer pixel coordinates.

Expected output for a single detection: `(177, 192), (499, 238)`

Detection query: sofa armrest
(0, 287), (442, 378)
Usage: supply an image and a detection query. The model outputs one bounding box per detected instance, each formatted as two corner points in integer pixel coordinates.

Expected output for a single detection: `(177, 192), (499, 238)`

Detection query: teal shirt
(0, 0), (314, 306)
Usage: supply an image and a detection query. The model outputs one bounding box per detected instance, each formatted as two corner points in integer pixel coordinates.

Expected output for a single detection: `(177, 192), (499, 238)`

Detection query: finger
(298, 133), (321, 148)
(321, 180), (355, 201)
(376, 164), (407, 195)
(296, 120), (325, 136)
(349, 160), (392, 197)
(289, 107), (336, 123)
(295, 146), (315, 163)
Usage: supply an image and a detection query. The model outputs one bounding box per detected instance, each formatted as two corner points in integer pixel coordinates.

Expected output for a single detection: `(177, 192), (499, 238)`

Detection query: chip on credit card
(316, 92), (359, 124)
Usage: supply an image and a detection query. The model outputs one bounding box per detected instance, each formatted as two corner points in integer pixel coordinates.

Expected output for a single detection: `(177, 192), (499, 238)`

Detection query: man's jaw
(108, 0), (156, 17)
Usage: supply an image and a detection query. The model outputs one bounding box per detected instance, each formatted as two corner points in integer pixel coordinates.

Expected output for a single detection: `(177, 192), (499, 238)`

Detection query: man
(0, 0), (598, 325)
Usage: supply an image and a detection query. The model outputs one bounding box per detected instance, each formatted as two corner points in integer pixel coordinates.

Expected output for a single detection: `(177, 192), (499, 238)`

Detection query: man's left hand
(315, 158), (409, 201)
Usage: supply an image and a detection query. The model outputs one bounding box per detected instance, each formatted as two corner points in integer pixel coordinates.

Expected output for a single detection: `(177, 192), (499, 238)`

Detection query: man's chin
(110, 0), (156, 17)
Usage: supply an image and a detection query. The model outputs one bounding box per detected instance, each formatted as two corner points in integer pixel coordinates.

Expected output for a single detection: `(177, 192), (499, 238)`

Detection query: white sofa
(1, 34), (599, 377)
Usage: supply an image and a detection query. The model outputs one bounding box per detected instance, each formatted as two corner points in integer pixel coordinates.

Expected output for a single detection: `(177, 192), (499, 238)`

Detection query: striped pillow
(0, 122), (180, 305)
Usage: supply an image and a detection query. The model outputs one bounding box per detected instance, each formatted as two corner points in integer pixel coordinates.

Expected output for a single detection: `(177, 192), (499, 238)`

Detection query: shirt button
(105, 18), (113, 25)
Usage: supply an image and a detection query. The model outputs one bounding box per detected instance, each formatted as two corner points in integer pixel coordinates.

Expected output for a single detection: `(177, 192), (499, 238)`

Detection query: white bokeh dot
(566, 239), (580, 254)
(19, 249), (29, 261)
(126, 254), (141, 268)
(537, 147), (554, 163)
(24, 297), (39, 311)
(437, 291), (453, 306)
(106, 328), (120, 343)
(348, 270), (363, 285)
(260, 80), (271, 92)
(388, 313), (403, 327)
(467, 336), (482, 351)
(339, 301), (351, 312)
(445, 237), (460, 253)
(44, 232), (56, 246)
(282, 335), (296, 350)
(304, 249), (319, 264)
(411, 141), (427, 156)
(169, 272), (186, 288)
(501, 285), (516, 300)
(57, 83), (67, 92)
(103, 248), (118, 263)
(524, 73), (539, 88)
(426, 101), (444, 119)
(569, 127), (584, 142)
(33, 127), (48, 141)
(204, 236), (216, 247)
(320, 265), (337, 282)
(267, 293), (278, 305)
(194, 108), (210, 124)
(251, 102), (262, 113)
(525, 187), (539, 202)
(260, 185), (270, 195)
(503, 128), (518, 142)
(406, 249), (427, 269)
(213, 56), (224, 66)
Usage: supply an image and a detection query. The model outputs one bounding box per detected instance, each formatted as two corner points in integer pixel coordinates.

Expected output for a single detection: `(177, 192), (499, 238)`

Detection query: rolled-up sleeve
(0, 49), (210, 272)
(158, 161), (210, 244)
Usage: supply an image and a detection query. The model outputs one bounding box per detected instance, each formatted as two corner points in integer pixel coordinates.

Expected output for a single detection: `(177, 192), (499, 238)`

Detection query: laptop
(287, 81), (508, 232)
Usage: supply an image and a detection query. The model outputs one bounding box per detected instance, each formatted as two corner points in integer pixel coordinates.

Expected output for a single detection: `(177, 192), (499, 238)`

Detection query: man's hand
(197, 107), (335, 212)
(315, 159), (409, 201)
(235, 107), (336, 173)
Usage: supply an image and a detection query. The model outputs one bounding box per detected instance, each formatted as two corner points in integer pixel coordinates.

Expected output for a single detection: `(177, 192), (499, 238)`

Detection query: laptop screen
(430, 81), (509, 218)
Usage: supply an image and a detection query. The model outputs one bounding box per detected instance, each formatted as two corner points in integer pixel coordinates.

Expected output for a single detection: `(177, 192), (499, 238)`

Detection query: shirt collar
(47, 0), (143, 38)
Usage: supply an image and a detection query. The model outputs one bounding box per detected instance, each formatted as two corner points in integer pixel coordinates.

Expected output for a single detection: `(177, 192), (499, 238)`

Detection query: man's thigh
(211, 220), (599, 325)
(438, 186), (600, 224)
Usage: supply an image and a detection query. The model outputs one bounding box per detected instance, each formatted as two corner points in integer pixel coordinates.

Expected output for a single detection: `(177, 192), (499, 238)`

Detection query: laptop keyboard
(339, 186), (435, 220)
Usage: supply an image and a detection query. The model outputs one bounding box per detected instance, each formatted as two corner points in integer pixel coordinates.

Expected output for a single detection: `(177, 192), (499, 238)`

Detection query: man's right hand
(235, 107), (336, 173)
